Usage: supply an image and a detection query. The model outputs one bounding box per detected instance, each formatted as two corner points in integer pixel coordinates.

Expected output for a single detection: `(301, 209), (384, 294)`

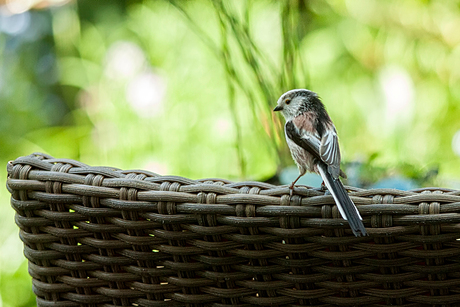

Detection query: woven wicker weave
(7, 153), (460, 306)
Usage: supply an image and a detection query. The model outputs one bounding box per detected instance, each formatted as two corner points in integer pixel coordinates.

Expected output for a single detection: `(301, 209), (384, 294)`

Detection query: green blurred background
(1, 0), (460, 305)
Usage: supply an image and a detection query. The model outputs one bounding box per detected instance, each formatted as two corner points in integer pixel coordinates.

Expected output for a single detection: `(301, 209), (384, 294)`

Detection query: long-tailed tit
(274, 89), (367, 237)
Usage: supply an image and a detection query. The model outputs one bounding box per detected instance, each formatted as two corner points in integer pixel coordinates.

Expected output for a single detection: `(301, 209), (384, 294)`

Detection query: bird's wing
(319, 126), (341, 179)
(286, 120), (342, 179)
(285, 121), (321, 160)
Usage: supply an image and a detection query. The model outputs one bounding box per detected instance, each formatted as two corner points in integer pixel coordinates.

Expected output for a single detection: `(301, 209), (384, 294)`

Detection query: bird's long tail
(317, 164), (367, 237)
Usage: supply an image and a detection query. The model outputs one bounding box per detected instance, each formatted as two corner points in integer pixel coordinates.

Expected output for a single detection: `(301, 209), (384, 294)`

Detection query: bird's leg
(289, 174), (303, 197)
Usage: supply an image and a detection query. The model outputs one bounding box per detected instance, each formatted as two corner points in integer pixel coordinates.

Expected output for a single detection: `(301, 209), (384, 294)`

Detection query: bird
(273, 89), (367, 237)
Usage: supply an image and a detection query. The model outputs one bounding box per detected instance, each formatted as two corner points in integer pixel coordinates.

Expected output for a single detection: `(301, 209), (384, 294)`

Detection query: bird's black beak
(273, 105), (283, 112)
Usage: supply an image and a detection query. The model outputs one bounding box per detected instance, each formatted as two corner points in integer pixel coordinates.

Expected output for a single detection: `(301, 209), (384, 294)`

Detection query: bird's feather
(320, 128), (341, 179)
(286, 121), (320, 160)
(285, 120), (367, 236)
(317, 164), (366, 237)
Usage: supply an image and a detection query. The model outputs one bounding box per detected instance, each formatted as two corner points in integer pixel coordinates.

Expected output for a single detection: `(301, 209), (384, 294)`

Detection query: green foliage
(0, 261), (35, 307)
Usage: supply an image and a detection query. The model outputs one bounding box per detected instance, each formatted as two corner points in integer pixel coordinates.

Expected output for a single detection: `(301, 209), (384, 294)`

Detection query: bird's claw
(289, 184), (295, 198)
(320, 181), (327, 192)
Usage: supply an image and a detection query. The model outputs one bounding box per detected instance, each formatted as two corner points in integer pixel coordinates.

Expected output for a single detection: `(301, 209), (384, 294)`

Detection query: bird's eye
(285, 98), (291, 105)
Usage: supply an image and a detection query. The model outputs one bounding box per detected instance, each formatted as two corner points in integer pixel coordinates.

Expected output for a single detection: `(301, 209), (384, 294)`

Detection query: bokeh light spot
(126, 70), (166, 117)
(104, 41), (146, 80)
(0, 8), (30, 35)
(5, 0), (33, 15)
(379, 66), (414, 115)
(378, 65), (415, 133)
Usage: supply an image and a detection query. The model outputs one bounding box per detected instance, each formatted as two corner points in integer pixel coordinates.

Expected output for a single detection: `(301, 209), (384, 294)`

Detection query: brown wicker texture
(7, 153), (460, 307)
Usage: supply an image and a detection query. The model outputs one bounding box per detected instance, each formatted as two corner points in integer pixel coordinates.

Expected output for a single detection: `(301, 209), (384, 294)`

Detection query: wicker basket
(7, 153), (460, 307)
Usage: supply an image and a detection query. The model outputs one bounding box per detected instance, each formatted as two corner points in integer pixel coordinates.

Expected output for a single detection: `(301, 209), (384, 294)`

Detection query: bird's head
(273, 89), (320, 120)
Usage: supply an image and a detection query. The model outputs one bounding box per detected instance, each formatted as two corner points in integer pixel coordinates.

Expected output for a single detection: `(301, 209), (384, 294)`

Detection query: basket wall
(6, 153), (460, 307)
